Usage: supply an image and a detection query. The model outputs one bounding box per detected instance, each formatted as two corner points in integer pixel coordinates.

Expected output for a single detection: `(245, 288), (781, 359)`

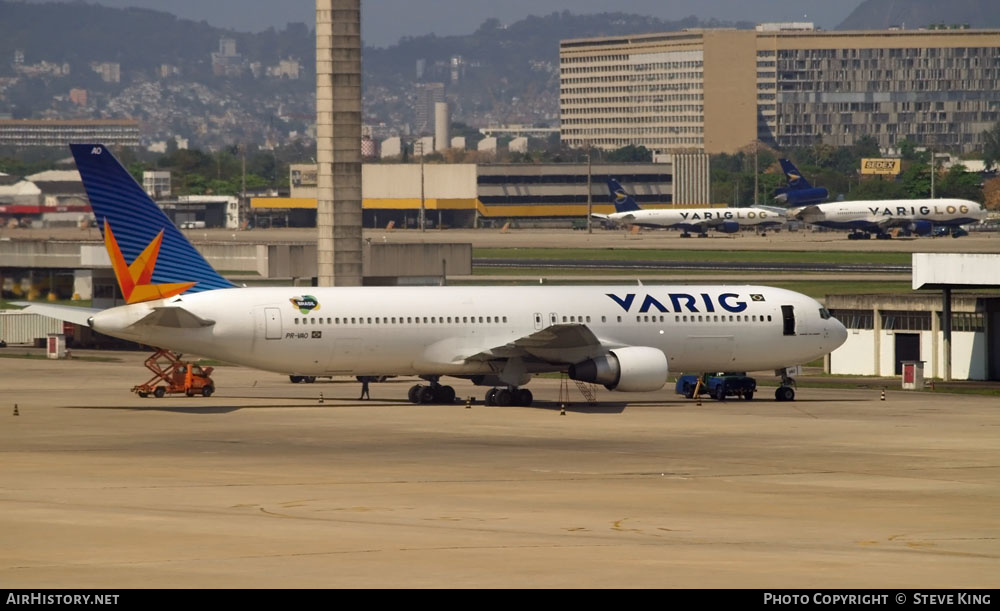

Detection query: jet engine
(718, 221), (740, 233)
(568, 346), (668, 392)
(911, 220), (933, 236)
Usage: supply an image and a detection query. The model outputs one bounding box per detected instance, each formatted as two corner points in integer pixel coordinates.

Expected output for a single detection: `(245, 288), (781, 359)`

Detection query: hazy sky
(39, 1), (864, 47)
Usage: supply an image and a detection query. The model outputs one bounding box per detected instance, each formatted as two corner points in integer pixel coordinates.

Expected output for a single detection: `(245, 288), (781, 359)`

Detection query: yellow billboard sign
(861, 158), (901, 175)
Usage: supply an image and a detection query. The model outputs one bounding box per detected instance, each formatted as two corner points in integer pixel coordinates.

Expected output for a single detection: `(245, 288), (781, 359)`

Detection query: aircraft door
(549, 312), (559, 326)
(533, 312), (543, 330)
(263, 307), (282, 339)
(781, 305), (796, 336)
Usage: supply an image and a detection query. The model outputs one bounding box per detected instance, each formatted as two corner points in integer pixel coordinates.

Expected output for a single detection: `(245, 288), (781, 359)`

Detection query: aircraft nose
(831, 317), (848, 348)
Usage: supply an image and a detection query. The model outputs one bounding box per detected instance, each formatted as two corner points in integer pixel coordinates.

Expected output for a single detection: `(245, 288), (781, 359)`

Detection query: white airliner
(22, 145), (849, 405)
(593, 179), (784, 237)
(790, 199), (986, 239)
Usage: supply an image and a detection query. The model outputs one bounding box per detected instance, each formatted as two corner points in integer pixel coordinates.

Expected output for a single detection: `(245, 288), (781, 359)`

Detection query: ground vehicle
(132, 349), (215, 397)
(675, 373), (756, 401)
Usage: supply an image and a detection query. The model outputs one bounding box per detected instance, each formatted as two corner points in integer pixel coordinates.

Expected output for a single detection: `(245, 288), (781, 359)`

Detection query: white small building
(143, 171), (171, 198)
(827, 254), (1000, 381)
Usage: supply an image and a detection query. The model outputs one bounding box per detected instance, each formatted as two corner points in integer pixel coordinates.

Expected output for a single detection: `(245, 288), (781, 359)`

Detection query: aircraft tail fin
(779, 159), (813, 190)
(70, 144), (235, 304)
(606, 179), (642, 213)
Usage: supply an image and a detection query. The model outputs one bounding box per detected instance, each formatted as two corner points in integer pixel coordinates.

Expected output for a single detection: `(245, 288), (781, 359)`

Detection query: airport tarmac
(1, 350), (997, 588)
(8, 225), (1000, 252)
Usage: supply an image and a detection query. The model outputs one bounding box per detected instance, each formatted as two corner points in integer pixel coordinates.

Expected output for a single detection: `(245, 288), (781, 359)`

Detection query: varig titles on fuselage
(868, 203), (971, 217)
(607, 291), (758, 314)
(678, 209), (770, 221)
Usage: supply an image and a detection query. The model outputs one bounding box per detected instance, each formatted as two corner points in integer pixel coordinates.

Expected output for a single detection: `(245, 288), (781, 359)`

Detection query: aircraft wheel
(289, 375), (303, 383)
(775, 386), (795, 402)
(743, 391), (754, 401)
(408, 384), (422, 404)
(713, 386), (726, 401)
(154, 386), (166, 398)
(494, 389), (513, 407)
(138, 392), (148, 398)
(437, 385), (456, 404)
(304, 376), (317, 383)
(514, 388), (533, 407)
(485, 388), (497, 406)
(418, 386), (436, 404)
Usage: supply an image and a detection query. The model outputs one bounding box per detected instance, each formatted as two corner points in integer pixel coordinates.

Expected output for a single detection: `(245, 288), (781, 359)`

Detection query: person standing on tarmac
(359, 376), (371, 400)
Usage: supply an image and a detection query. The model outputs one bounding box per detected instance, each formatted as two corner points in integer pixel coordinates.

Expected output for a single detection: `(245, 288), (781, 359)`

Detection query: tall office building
(560, 25), (1000, 154)
(413, 82), (445, 135)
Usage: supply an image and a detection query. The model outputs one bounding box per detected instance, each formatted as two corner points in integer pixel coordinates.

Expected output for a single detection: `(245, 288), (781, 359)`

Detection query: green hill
(837, 0), (1000, 30)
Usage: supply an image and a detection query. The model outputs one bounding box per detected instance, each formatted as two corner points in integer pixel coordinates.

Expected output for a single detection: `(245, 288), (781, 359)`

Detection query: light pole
(586, 152), (592, 234)
(415, 140), (426, 231)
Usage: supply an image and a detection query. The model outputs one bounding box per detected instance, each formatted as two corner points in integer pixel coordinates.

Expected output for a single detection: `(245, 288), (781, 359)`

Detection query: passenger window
(463, 317), (467, 323)
(486, 316), (491, 323)
(367, 317), (372, 324)
(351, 317), (356, 324)
(503, 316), (507, 323)
(586, 316), (591, 323)
(601, 316), (606, 322)
(616, 316), (621, 323)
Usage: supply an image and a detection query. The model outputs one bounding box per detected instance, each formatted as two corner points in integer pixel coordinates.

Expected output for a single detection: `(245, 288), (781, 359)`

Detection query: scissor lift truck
(132, 349), (215, 398)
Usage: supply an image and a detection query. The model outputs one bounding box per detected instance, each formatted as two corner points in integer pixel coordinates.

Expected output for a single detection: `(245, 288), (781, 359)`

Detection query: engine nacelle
(911, 220), (933, 236)
(568, 346), (668, 392)
(718, 221), (740, 234)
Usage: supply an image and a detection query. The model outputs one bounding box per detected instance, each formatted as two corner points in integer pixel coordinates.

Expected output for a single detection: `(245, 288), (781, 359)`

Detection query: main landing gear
(408, 380), (457, 404)
(484, 387), (533, 407)
(847, 231), (872, 240)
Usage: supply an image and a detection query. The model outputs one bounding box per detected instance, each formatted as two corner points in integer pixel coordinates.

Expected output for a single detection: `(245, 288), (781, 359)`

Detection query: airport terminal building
(265, 160), (715, 229)
(559, 25), (1000, 154)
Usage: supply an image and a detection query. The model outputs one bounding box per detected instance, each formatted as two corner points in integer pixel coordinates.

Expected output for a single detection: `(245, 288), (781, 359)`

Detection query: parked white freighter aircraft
(22, 145), (848, 404)
(790, 198), (986, 239)
(592, 179), (784, 237)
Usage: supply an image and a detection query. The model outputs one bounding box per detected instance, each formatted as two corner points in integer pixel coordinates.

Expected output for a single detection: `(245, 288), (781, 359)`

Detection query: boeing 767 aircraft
(22, 145), (848, 404)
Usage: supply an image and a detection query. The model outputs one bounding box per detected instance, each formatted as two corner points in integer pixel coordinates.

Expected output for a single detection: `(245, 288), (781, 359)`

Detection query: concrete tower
(434, 102), (449, 152)
(316, 0), (362, 286)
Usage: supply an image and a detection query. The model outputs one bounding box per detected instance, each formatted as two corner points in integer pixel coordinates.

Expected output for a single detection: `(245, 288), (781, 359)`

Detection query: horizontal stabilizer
(129, 306), (216, 329)
(14, 303), (101, 327)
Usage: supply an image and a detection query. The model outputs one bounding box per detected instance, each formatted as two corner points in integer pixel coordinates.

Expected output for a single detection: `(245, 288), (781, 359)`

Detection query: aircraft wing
(14, 303), (102, 327)
(790, 205), (823, 220)
(129, 306), (216, 329)
(463, 323), (611, 365)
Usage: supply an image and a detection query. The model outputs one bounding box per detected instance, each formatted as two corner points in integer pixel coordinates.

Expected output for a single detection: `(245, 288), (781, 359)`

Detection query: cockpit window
(819, 308), (831, 320)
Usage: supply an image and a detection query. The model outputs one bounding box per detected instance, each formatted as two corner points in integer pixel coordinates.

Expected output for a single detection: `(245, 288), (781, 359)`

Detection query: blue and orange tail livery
(71, 144), (234, 302)
(606, 179), (642, 213)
